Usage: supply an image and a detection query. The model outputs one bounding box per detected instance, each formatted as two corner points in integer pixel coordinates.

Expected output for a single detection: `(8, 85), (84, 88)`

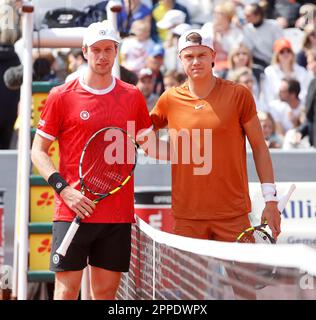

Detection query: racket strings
(81, 129), (137, 195)
(239, 229), (274, 244)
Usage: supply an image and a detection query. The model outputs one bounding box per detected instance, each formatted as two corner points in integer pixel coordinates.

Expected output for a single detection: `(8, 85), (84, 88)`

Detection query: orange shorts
(173, 214), (251, 242)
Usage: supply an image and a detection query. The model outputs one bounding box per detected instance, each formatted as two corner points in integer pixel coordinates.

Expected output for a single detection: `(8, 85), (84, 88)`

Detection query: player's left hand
(261, 202), (281, 240)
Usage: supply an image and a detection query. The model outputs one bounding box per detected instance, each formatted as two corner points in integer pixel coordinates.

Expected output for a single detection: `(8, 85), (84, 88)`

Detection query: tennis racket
(54, 127), (139, 259)
(234, 184), (296, 289)
(236, 184), (296, 244)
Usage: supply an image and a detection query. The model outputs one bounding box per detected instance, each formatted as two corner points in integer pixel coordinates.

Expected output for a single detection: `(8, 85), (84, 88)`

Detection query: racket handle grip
(56, 216), (81, 257)
(277, 184), (296, 212)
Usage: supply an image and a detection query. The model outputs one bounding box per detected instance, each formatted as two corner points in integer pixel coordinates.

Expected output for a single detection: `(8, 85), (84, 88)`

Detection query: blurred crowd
(1, 0), (316, 150)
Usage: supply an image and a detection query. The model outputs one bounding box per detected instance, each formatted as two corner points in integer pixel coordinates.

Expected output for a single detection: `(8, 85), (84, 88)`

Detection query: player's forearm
(147, 138), (170, 161)
(251, 145), (275, 184)
(31, 149), (58, 181)
(140, 133), (170, 161)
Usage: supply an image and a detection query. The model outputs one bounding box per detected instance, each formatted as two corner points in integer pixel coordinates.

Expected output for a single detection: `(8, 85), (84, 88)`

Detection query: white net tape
(117, 217), (316, 300)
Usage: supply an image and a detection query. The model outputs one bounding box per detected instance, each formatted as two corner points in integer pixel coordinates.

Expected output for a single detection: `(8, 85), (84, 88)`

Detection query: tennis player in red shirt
(31, 21), (152, 300)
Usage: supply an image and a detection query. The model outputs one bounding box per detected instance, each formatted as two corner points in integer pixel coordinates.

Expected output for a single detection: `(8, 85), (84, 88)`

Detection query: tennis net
(117, 217), (316, 300)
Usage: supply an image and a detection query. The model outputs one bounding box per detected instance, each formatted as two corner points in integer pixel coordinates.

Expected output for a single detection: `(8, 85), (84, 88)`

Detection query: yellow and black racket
(55, 127), (139, 258)
(237, 184), (296, 244)
(234, 184), (296, 289)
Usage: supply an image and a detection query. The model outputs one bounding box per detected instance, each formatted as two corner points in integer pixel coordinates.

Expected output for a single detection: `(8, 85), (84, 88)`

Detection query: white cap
(178, 29), (214, 54)
(139, 68), (153, 78)
(83, 21), (120, 47)
(172, 23), (191, 36)
(157, 10), (186, 30)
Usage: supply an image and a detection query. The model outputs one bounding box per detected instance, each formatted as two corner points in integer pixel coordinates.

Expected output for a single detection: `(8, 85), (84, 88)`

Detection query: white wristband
(261, 183), (276, 196)
(261, 183), (278, 202)
(264, 194), (278, 202)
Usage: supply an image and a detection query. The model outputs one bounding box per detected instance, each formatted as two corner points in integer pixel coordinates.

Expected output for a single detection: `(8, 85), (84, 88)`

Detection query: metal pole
(11, 132), (22, 299)
(106, 0), (122, 79)
(17, 1), (34, 300)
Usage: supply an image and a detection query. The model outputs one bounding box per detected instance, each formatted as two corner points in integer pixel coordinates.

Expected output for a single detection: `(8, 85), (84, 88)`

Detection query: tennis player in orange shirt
(150, 29), (281, 243)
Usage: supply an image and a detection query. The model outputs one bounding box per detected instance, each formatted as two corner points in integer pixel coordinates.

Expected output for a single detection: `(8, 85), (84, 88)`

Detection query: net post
(17, 0), (34, 300)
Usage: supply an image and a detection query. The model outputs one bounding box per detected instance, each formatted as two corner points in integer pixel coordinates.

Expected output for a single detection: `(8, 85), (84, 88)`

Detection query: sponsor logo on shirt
(80, 111), (90, 120)
(39, 119), (45, 127)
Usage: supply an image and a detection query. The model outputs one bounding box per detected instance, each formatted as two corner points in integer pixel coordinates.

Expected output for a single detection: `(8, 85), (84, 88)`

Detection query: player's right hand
(60, 186), (96, 219)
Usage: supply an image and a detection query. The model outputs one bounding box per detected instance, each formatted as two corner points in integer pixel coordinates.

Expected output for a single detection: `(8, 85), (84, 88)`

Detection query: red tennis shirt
(37, 77), (152, 223)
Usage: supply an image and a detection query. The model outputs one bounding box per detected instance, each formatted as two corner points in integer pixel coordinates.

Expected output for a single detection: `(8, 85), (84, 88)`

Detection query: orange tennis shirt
(150, 77), (257, 220)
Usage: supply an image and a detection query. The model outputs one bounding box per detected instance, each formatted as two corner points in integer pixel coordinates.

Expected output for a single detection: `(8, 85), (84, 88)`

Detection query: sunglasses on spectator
(279, 49), (292, 55)
(234, 52), (248, 57)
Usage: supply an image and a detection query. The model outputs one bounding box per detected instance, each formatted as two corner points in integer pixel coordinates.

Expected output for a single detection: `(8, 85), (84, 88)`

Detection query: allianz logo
(282, 200), (316, 219)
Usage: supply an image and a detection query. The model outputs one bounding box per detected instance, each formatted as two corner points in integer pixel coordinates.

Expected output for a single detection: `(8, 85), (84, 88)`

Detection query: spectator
(243, 3), (283, 68)
(228, 66), (265, 112)
(156, 9), (186, 32)
(0, 0), (21, 149)
(120, 65), (139, 85)
(153, 0), (191, 42)
(273, 0), (301, 28)
(290, 48), (316, 148)
(282, 118), (311, 149)
(163, 69), (186, 90)
(163, 23), (191, 72)
(65, 49), (87, 82)
(117, 0), (152, 37)
(120, 19), (156, 75)
(145, 44), (165, 95)
(202, 1), (244, 75)
(257, 111), (282, 148)
(304, 48), (316, 147)
(296, 25), (316, 68)
(262, 38), (312, 105)
(33, 57), (58, 82)
(226, 42), (263, 95)
(268, 78), (303, 137)
(136, 67), (159, 111)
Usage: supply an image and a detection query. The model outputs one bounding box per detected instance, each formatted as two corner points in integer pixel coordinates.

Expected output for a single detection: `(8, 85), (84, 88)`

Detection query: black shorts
(50, 222), (131, 273)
